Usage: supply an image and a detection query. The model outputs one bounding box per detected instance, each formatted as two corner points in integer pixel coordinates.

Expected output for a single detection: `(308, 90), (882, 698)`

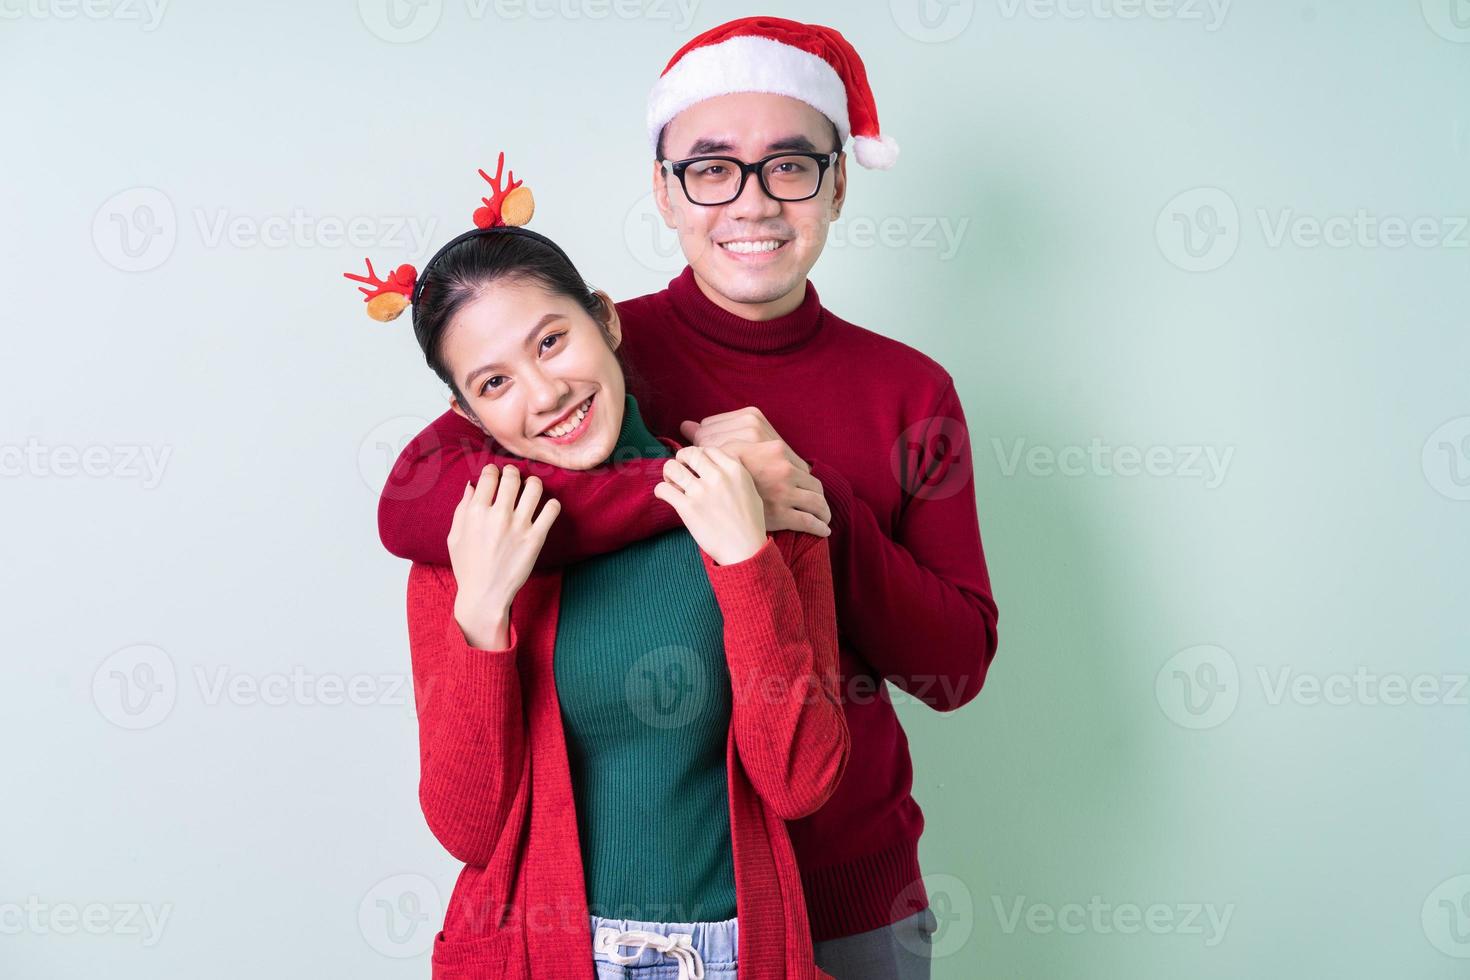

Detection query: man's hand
(680, 407), (831, 538)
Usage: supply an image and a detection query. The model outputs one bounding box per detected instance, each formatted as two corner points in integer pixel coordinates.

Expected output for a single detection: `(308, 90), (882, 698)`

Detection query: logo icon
(1422, 0), (1470, 42)
(890, 416), (973, 501)
(890, 0), (975, 43)
(361, 416), (439, 501)
(891, 873), (973, 959)
(1156, 187), (1240, 272)
(625, 645), (708, 730)
(93, 188), (177, 273)
(93, 644), (177, 730)
(1422, 417), (1470, 501)
(1156, 644), (1239, 730)
(1423, 874), (1470, 957)
(358, 0), (443, 43)
(623, 192), (689, 273)
(359, 873), (442, 957)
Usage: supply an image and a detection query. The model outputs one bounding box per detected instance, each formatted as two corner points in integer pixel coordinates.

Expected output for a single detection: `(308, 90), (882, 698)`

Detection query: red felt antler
(343, 258), (417, 321)
(473, 151), (534, 228)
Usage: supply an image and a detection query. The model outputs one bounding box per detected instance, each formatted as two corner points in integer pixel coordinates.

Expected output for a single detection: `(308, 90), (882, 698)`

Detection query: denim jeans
(812, 907), (937, 980)
(590, 912), (739, 979)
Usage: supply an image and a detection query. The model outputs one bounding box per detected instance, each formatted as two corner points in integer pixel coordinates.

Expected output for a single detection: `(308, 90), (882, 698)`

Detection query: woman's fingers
(676, 445), (721, 481)
(471, 463), (500, 508)
(448, 481), (473, 538)
(514, 475), (543, 522)
(493, 464), (521, 512)
(663, 456), (698, 491)
(529, 496), (561, 537)
(653, 480), (690, 513)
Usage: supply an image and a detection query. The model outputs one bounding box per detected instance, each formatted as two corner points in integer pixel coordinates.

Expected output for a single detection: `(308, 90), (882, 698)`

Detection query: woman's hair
(410, 230), (618, 402)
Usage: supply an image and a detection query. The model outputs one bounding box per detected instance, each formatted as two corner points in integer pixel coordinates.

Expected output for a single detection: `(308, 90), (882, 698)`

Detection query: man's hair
(655, 118), (843, 161)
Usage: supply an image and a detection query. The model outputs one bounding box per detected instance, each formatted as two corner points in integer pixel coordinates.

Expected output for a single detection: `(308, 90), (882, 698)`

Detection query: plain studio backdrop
(3, 2), (1467, 978)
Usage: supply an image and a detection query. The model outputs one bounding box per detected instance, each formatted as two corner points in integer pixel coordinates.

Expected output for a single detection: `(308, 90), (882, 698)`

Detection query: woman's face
(443, 279), (626, 471)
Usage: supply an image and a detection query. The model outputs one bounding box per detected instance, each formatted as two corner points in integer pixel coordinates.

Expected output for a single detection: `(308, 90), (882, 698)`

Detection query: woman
(366, 171), (848, 979)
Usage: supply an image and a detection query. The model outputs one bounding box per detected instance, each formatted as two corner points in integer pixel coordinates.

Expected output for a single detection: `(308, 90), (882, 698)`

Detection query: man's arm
(379, 409), (681, 566)
(808, 379), (999, 713)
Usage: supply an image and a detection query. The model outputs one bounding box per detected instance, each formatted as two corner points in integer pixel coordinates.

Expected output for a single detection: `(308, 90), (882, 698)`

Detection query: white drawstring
(594, 925), (706, 980)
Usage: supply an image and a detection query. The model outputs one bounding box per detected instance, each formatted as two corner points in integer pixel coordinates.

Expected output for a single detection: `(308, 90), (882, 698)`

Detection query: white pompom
(852, 134), (900, 170)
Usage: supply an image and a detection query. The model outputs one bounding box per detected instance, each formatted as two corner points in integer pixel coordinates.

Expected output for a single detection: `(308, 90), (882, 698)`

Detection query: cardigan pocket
(430, 926), (529, 980)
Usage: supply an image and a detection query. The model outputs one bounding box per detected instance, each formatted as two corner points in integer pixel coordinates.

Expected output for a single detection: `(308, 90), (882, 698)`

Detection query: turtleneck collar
(599, 392), (670, 464)
(667, 265), (825, 355)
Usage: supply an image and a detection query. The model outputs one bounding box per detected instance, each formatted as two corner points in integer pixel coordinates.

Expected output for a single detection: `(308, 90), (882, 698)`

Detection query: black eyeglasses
(660, 151), (839, 206)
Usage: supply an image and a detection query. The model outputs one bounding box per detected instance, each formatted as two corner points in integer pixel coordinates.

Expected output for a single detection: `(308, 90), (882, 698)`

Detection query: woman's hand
(653, 446), (767, 565)
(679, 406), (831, 537)
(448, 463), (560, 649)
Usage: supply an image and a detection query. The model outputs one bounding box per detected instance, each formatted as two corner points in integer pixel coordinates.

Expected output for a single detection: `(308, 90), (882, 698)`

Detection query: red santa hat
(646, 16), (900, 171)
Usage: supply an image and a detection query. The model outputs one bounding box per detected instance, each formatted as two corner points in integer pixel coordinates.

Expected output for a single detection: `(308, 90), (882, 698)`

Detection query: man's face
(653, 92), (847, 316)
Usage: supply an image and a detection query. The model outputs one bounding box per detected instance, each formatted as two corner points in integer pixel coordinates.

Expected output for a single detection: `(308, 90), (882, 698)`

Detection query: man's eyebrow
(765, 134), (820, 153)
(683, 134), (822, 156)
(462, 313), (565, 388)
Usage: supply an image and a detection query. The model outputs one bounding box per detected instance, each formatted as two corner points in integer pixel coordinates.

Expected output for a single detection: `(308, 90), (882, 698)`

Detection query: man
(379, 17), (998, 979)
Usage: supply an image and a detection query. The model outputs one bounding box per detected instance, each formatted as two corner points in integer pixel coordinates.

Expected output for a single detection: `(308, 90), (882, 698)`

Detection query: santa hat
(646, 16), (900, 171)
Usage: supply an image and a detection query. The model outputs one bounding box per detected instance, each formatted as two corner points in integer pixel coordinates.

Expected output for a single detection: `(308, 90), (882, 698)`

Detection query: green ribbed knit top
(552, 393), (738, 922)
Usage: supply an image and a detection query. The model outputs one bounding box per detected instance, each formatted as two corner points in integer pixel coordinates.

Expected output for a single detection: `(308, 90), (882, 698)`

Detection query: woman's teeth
(720, 239), (786, 253)
(542, 396), (593, 438)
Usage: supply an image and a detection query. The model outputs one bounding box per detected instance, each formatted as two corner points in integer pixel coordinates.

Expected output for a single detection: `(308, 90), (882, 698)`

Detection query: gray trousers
(812, 907), (937, 980)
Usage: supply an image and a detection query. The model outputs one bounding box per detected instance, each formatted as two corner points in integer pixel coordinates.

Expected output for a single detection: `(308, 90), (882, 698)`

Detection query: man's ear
(831, 150), (848, 220)
(652, 158), (677, 229)
(594, 290), (623, 350)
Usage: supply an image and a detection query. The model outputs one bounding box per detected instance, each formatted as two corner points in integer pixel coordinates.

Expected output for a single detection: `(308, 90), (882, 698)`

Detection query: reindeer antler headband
(344, 152), (570, 322)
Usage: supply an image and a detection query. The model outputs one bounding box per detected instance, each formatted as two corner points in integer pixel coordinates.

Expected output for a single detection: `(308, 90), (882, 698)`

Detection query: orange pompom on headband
(344, 151), (567, 322)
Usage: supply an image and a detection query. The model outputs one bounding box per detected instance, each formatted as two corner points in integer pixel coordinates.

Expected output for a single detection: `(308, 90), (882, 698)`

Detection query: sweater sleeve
(380, 409), (683, 567)
(700, 534), (850, 820)
(807, 379), (1000, 712)
(406, 562), (527, 867)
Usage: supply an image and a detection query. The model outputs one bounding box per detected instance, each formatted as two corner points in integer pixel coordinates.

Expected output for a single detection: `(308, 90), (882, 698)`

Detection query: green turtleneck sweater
(552, 393), (738, 922)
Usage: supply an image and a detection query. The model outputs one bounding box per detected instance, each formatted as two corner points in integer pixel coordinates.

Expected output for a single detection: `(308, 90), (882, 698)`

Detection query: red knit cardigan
(405, 466), (849, 980)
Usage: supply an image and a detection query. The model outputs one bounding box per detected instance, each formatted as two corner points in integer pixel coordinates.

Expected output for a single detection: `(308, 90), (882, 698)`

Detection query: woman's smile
(538, 393), (596, 445)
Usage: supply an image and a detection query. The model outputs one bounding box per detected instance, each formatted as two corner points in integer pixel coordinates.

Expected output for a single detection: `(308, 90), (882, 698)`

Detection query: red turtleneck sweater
(380, 266), (999, 941)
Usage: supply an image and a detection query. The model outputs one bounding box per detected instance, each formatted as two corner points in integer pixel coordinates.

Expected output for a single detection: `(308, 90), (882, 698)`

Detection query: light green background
(3, 1), (1467, 978)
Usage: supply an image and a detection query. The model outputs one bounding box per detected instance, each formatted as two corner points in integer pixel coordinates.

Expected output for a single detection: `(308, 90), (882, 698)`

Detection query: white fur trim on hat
(646, 35), (851, 155)
(853, 134), (900, 170)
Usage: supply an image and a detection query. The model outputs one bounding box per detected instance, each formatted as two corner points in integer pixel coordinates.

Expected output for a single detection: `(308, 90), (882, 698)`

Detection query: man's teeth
(543, 397), (592, 438)
(720, 239), (785, 254)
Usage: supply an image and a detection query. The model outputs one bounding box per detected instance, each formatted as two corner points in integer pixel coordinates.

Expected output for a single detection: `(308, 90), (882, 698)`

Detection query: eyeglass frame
(659, 150), (840, 206)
